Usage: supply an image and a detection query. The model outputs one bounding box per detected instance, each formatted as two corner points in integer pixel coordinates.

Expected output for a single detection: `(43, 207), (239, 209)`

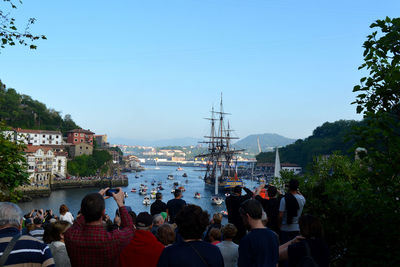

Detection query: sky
(1, 0), (399, 142)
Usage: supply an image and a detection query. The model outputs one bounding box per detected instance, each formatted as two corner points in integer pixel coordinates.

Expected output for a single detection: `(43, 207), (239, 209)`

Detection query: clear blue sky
(1, 0), (399, 141)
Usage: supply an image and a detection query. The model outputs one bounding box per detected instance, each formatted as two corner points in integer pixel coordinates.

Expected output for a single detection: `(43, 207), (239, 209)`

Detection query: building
(11, 129), (63, 146)
(281, 163), (302, 175)
(94, 134), (109, 148)
(24, 146), (67, 186)
(67, 129), (94, 145)
(69, 143), (93, 158)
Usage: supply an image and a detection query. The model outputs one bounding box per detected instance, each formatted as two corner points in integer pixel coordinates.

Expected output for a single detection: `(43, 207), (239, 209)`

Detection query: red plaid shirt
(65, 206), (134, 267)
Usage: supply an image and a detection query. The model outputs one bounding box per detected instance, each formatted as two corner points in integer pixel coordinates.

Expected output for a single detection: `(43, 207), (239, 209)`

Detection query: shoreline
(19, 177), (128, 202)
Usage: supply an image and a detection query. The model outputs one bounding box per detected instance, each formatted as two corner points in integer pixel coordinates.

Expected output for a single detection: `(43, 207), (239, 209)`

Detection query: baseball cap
(136, 212), (153, 228)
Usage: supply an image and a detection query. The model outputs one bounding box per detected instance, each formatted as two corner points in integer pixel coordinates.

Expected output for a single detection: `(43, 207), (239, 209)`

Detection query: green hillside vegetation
(234, 133), (296, 153)
(67, 150), (112, 177)
(256, 120), (361, 168)
(0, 80), (79, 134)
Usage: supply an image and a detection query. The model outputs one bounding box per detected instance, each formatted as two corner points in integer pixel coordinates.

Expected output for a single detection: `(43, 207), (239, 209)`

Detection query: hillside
(233, 133), (296, 153)
(256, 120), (361, 168)
(0, 80), (80, 134)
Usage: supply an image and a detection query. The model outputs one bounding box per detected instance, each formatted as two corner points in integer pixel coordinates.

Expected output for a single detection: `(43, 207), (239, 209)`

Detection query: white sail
(274, 147), (281, 178)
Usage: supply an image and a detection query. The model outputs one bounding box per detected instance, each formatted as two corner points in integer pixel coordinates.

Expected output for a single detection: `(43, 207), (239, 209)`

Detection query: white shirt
(60, 211), (74, 224)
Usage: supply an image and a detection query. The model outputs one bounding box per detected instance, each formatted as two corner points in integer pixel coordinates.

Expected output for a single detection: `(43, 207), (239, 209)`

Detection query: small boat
(182, 173), (187, 177)
(225, 193), (230, 197)
(167, 175), (174, 180)
(131, 188), (137, 193)
(124, 192), (128, 198)
(220, 210), (228, 217)
(150, 193), (156, 199)
(194, 192), (201, 199)
(176, 167), (183, 171)
(178, 186), (185, 192)
(151, 188), (158, 194)
(139, 188), (147, 195)
(173, 182), (179, 187)
(151, 182), (155, 186)
(143, 196), (151, 205)
(135, 175), (139, 179)
(185, 179), (188, 184)
(158, 186), (164, 191)
(211, 197), (224, 205)
(171, 189), (175, 194)
(157, 181), (162, 185)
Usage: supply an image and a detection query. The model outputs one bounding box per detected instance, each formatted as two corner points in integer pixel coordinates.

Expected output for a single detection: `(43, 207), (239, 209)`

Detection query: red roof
(15, 128), (61, 135)
(24, 146), (53, 154)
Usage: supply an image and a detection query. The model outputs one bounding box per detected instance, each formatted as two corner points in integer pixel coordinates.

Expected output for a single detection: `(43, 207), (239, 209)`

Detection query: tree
(0, 123), (29, 201)
(0, 0), (46, 51)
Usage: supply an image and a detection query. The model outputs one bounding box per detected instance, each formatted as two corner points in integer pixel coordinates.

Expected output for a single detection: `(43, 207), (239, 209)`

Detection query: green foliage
(67, 150), (112, 176)
(352, 17), (400, 116)
(0, 80), (80, 134)
(0, 122), (29, 202)
(299, 154), (400, 266)
(0, 0), (46, 51)
(256, 120), (360, 168)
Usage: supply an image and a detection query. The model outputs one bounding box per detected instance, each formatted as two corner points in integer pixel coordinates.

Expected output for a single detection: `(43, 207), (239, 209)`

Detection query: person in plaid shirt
(64, 187), (134, 267)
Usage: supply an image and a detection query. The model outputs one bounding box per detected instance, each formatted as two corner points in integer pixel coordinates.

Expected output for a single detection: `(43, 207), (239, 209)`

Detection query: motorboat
(194, 192), (201, 199)
(150, 193), (156, 199)
(167, 174), (174, 180)
(158, 186), (164, 191)
(225, 193), (230, 197)
(211, 197), (224, 205)
(220, 210), (228, 217)
(182, 173), (187, 177)
(178, 186), (185, 192)
(176, 167), (183, 171)
(124, 192), (128, 198)
(139, 188), (147, 195)
(173, 182), (179, 187)
(151, 188), (158, 195)
(143, 196), (151, 205)
(157, 181), (162, 185)
(135, 175), (139, 179)
(171, 189), (175, 194)
(131, 188), (136, 193)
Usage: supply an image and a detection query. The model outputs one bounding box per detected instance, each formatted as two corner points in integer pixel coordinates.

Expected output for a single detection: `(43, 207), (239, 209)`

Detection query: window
(43, 135), (45, 138)
(42, 141), (45, 144)
(80, 139), (83, 142)
(35, 134), (37, 137)
(86, 146), (88, 150)
(80, 133), (84, 137)
(74, 139), (77, 142)
(56, 141), (59, 144)
(56, 135), (59, 139)
(75, 133), (78, 137)
(80, 146), (82, 149)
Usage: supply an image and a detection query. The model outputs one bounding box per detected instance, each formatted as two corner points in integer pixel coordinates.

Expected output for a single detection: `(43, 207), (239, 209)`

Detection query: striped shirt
(0, 227), (55, 267)
(29, 228), (44, 241)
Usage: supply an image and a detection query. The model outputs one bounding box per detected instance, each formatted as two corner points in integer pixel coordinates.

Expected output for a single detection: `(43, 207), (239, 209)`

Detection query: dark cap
(233, 185), (242, 194)
(136, 212), (153, 228)
(33, 217), (42, 225)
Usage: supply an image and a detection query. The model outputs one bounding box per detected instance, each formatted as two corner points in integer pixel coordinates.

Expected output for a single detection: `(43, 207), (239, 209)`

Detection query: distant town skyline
(1, 0), (399, 141)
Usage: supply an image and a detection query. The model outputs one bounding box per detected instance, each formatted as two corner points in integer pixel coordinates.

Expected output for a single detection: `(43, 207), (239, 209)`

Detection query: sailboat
(155, 159), (160, 170)
(197, 93), (244, 196)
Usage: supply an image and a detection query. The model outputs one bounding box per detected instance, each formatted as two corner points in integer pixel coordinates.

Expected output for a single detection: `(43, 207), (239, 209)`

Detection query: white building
(25, 146), (67, 186)
(14, 128), (63, 146)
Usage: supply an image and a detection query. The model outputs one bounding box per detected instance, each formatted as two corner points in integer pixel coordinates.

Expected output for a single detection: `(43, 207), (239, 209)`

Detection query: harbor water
(18, 166), (260, 220)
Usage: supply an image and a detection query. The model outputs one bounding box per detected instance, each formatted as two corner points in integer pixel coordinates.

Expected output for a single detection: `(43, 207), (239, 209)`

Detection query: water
(18, 166), (260, 220)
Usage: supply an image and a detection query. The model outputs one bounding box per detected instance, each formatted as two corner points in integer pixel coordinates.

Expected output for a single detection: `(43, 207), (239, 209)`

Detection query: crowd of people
(0, 179), (329, 267)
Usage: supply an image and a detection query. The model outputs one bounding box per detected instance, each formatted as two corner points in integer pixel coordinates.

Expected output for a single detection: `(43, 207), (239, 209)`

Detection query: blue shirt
(238, 228), (279, 267)
(157, 240), (224, 267)
(0, 227), (55, 266)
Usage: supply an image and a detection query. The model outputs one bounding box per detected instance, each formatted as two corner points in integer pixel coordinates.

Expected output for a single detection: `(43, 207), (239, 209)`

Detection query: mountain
(256, 120), (361, 168)
(108, 137), (202, 147)
(233, 133), (297, 153)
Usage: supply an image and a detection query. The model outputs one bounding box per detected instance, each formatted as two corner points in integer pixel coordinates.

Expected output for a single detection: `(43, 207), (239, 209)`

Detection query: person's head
(212, 213), (223, 225)
(153, 214), (164, 226)
(136, 212), (153, 230)
(157, 223), (176, 246)
(44, 221), (71, 243)
(221, 223), (237, 240)
(175, 204), (209, 240)
(299, 214), (324, 239)
(208, 228), (221, 243)
(128, 211), (137, 225)
(81, 193), (105, 223)
(0, 202), (23, 229)
(174, 189), (182, 198)
(59, 204), (69, 215)
(288, 179), (299, 192)
(267, 185), (278, 198)
(33, 217), (42, 227)
(156, 193), (163, 200)
(233, 185), (242, 195)
(239, 199), (263, 229)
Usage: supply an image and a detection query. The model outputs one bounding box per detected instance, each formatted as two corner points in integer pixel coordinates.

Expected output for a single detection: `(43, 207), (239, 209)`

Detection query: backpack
(296, 241), (319, 267)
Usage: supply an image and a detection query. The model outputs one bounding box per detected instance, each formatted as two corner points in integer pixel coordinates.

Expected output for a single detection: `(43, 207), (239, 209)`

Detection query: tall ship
(197, 94), (244, 194)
